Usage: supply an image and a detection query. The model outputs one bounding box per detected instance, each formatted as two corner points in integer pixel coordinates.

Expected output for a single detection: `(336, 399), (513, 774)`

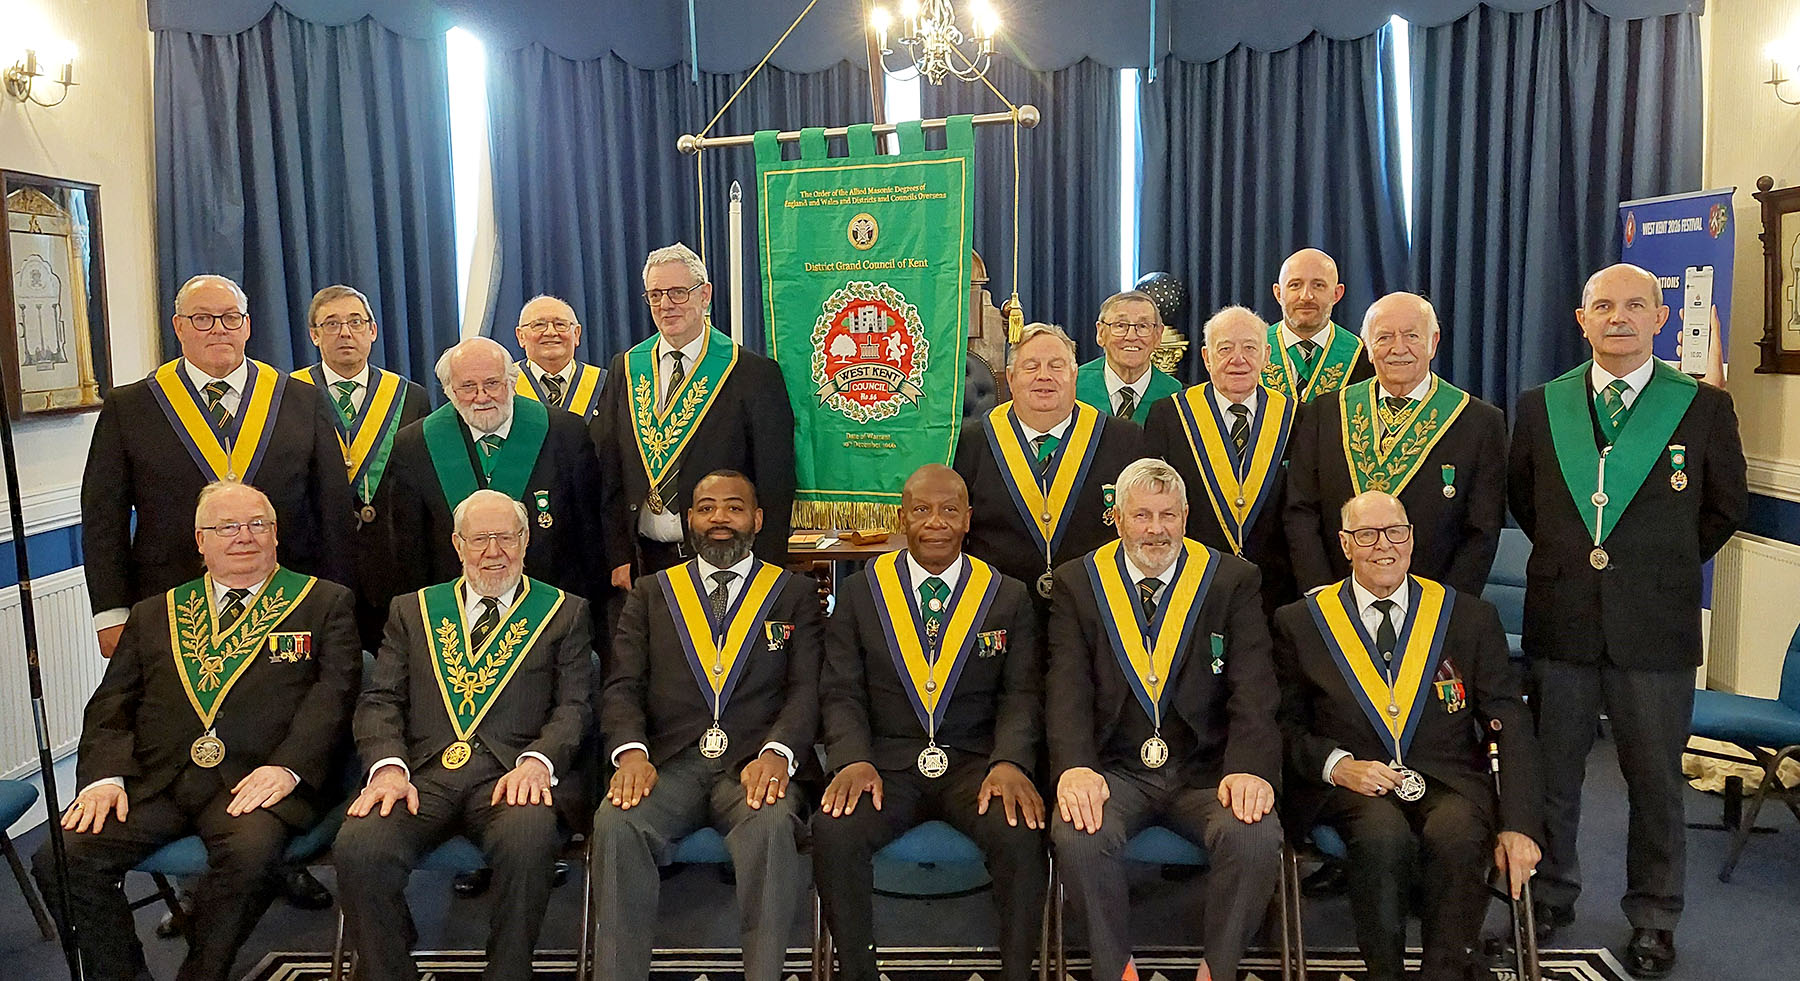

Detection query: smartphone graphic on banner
(1681, 265), (1713, 374)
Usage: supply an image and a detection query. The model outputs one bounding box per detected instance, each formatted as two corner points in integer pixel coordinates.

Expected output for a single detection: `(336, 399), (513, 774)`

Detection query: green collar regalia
(516, 361), (605, 418)
(419, 397), (550, 508)
(1262, 323), (1363, 401)
(292, 365), (407, 506)
(1339, 376), (1470, 495)
(148, 358), (287, 483)
(626, 328), (738, 509)
(984, 400), (1108, 597)
(1173, 384), (1293, 554)
(420, 577), (565, 768)
(658, 559), (788, 759)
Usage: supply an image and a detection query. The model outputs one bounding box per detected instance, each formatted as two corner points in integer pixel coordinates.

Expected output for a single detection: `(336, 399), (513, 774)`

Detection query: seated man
(36, 481), (359, 981)
(335, 489), (593, 981)
(1272, 490), (1542, 981)
(1048, 458), (1281, 981)
(593, 469), (821, 981)
(813, 464), (1047, 981)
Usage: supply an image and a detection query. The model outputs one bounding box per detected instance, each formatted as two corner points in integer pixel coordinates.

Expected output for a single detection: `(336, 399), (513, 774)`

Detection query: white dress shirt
(529, 359), (576, 394)
(320, 362), (372, 413)
(1589, 357), (1656, 410)
(182, 358), (249, 417)
(1322, 577), (1413, 783)
(638, 333), (711, 542)
(1278, 322), (1336, 354)
(905, 550), (965, 606)
(1103, 361), (1153, 415)
(1120, 552), (1174, 609)
(1017, 412), (1075, 447)
(1210, 386), (1260, 426)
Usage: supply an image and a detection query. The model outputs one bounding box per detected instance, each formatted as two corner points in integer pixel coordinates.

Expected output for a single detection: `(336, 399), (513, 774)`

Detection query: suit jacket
(821, 559), (1042, 777)
(356, 583), (593, 782)
(591, 344), (796, 567)
(76, 576), (360, 827)
(1507, 372), (1746, 670)
(1271, 580), (1543, 841)
(1284, 381), (1507, 596)
(81, 363), (356, 615)
(602, 563), (821, 773)
(1045, 545), (1281, 789)
(1075, 358), (1182, 424)
(953, 410), (1146, 603)
(386, 405), (607, 605)
(1144, 387), (1297, 616)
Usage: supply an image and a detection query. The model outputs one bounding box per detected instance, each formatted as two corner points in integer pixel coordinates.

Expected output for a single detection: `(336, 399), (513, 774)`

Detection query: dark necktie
(218, 587), (251, 626)
(202, 380), (233, 430)
(1597, 379), (1633, 445)
(330, 380), (358, 424)
(471, 597), (502, 649)
(1372, 598), (1398, 663)
(662, 351), (686, 411)
(542, 372), (566, 408)
(708, 570), (737, 635)
(1294, 339), (1320, 381)
(918, 576), (950, 651)
(1137, 577), (1162, 624)
(1227, 402), (1251, 454)
(477, 433), (504, 476)
(1114, 386), (1138, 420)
(1032, 433), (1061, 477)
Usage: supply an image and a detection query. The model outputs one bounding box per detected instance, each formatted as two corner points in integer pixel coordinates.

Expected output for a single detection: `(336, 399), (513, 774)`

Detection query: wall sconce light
(1770, 38), (1800, 107)
(4, 40), (78, 108)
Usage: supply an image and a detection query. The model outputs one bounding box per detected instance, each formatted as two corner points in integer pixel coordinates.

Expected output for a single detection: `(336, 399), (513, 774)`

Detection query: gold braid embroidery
(633, 375), (712, 472)
(178, 588), (289, 692)
(444, 616), (530, 717)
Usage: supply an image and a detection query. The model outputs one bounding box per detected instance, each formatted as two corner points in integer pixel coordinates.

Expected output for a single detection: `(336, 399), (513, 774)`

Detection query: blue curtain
(1136, 33), (1411, 382)
(484, 48), (871, 358)
(154, 6), (460, 379)
(1409, 0), (1702, 411)
(919, 60), (1122, 357)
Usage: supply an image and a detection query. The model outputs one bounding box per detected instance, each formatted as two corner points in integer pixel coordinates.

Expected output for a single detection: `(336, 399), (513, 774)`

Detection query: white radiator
(0, 567), (104, 780)
(1708, 533), (1800, 698)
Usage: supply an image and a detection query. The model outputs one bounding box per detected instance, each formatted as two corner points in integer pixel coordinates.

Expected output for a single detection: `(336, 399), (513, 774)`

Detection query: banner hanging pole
(677, 107), (1038, 154)
(729, 181), (745, 346)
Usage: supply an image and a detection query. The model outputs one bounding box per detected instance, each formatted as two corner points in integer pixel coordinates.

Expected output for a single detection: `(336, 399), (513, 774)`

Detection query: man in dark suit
(1509, 263), (1746, 977)
(955, 323), (1143, 616)
(1273, 490), (1542, 981)
(1146, 305), (1298, 617)
(514, 294), (607, 420)
(592, 242), (796, 586)
(293, 284), (431, 651)
(82, 273), (354, 658)
(334, 489), (593, 981)
(1285, 292), (1507, 597)
(1048, 458), (1281, 981)
(1075, 290), (1182, 423)
(593, 470), (820, 981)
(35, 481), (359, 981)
(813, 464), (1046, 981)
(386, 336), (606, 605)
(1262, 248), (1374, 403)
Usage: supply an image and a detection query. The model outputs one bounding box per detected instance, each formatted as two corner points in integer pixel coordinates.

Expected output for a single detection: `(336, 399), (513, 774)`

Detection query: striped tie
(202, 380), (232, 430)
(543, 373), (566, 408)
(1114, 386), (1138, 420)
(218, 587), (251, 626)
(661, 351), (685, 411)
(1137, 577), (1162, 623)
(1597, 379), (1633, 445)
(330, 380), (358, 424)
(1032, 433), (1060, 477)
(1227, 403), (1250, 454)
(1292, 339), (1320, 385)
(477, 434), (504, 476)
(471, 597), (502, 649)
(709, 571), (737, 635)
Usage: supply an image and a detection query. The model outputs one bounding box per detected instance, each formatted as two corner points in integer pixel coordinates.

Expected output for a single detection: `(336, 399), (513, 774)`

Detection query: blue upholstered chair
(1690, 622), (1800, 881)
(0, 779), (54, 939)
(1481, 527), (1531, 662)
(131, 806), (345, 936)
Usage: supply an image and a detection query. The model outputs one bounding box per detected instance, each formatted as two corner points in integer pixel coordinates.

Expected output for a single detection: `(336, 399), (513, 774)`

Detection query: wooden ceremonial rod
(676, 105), (1040, 154)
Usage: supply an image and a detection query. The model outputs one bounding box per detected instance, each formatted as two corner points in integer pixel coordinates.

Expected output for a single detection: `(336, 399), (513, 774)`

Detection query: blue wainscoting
(0, 524), (85, 589)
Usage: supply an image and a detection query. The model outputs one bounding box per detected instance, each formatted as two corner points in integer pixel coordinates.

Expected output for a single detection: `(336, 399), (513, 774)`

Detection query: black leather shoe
(282, 867), (334, 910)
(453, 868), (492, 898)
(1533, 901), (1574, 944)
(551, 860), (572, 888)
(1623, 928), (1675, 978)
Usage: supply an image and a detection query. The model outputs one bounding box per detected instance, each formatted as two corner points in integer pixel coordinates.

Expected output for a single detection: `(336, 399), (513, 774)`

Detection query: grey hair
(306, 285), (374, 328)
(1202, 305), (1267, 346)
(1114, 457), (1187, 509)
(519, 294), (579, 326)
(453, 488), (529, 537)
(1340, 489), (1409, 528)
(643, 243), (709, 285)
(193, 479), (273, 526)
(1006, 322), (1078, 369)
(1580, 262), (1662, 307)
(1360, 292), (1440, 346)
(434, 336), (521, 393)
(1096, 290), (1162, 327)
(175, 274), (249, 314)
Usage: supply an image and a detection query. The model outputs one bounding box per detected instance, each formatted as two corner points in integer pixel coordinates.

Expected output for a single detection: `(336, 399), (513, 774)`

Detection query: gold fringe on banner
(791, 500), (902, 533)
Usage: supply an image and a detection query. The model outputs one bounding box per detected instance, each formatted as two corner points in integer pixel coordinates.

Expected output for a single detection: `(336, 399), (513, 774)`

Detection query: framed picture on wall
(0, 170), (111, 418)
(1753, 175), (1800, 374)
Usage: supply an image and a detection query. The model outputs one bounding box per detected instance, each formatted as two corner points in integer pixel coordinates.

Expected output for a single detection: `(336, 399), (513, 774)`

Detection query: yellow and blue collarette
(1304, 576), (1455, 760)
(294, 365), (407, 487)
(984, 400), (1106, 556)
(149, 358), (286, 483)
(516, 361), (605, 419)
(1174, 384), (1293, 555)
(661, 560), (788, 708)
(1084, 539), (1217, 724)
(868, 551), (1000, 735)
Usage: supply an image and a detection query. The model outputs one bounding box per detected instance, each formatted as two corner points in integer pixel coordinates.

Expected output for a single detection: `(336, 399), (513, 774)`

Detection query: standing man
(335, 489), (593, 981)
(1048, 458), (1281, 981)
(593, 243), (796, 585)
(1509, 263), (1746, 977)
(1273, 490), (1542, 981)
(1145, 306), (1297, 616)
(514, 294), (606, 420)
(1263, 248), (1373, 402)
(1285, 292), (1507, 597)
(82, 273), (353, 658)
(813, 465), (1046, 981)
(293, 284), (431, 650)
(37, 481), (359, 981)
(955, 323), (1143, 615)
(1076, 290), (1182, 424)
(593, 470), (820, 981)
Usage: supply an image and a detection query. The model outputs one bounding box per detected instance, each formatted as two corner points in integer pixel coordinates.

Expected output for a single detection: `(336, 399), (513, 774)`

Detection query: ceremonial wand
(0, 370), (84, 981)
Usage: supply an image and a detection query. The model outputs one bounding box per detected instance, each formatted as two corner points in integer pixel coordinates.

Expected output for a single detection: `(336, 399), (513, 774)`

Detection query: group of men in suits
(44, 243), (1741, 981)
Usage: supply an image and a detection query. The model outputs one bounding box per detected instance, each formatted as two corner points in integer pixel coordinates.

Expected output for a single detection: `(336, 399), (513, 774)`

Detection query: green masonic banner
(758, 116), (975, 530)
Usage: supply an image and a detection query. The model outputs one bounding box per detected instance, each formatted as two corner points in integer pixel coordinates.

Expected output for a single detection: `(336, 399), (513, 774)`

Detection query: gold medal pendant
(646, 488), (666, 514)
(1671, 471), (1689, 492)
(917, 744), (950, 779)
(699, 725), (730, 759)
(441, 740), (473, 770)
(1036, 570), (1055, 599)
(1589, 547), (1610, 570)
(358, 503), (376, 524)
(537, 511), (554, 528)
(1140, 735), (1169, 769)
(1442, 484), (1456, 499)
(190, 733), (226, 769)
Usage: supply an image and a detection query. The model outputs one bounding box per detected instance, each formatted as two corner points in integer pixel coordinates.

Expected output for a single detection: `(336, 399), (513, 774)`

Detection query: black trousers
(31, 767), (291, 981)
(811, 756), (1047, 981)
(333, 756), (562, 981)
(1317, 781), (1495, 981)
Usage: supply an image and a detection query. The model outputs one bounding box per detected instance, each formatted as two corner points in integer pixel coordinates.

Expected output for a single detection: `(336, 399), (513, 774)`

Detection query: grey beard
(467, 566), (524, 598)
(690, 526), (755, 568)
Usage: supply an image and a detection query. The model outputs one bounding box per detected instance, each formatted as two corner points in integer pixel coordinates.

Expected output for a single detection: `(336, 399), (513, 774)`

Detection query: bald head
(517, 294), (583, 374)
(1577, 263), (1668, 373)
(1581, 263), (1660, 308)
(900, 464), (970, 572)
(902, 464), (968, 505)
(1273, 248), (1345, 336)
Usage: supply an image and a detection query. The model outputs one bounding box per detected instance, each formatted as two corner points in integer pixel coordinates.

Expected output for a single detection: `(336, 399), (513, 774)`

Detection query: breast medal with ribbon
(292, 365), (407, 523)
(516, 361), (605, 419)
(421, 577), (566, 770)
(1084, 539), (1217, 769)
(659, 560), (789, 759)
(1261, 323), (1364, 401)
(1305, 576), (1457, 802)
(166, 567), (318, 768)
(1544, 361), (1697, 571)
(419, 397), (551, 509)
(1339, 376), (1470, 496)
(984, 400), (1107, 598)
(627, 328), (738, 515)
(1174, 384), (1293, 555)
(867, 551), (1001, 777)
(148, 358), (287, 484)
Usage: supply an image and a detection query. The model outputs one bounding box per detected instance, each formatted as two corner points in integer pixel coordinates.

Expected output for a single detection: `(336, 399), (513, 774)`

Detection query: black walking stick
(1486, 718), (1540, 981)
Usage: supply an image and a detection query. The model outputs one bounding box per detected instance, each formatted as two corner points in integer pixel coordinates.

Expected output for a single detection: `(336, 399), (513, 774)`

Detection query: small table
(786, 532), (908, 612)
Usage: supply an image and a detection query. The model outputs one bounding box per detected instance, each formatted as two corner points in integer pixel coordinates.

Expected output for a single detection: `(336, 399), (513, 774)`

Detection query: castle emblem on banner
(812, 281), (930, 424)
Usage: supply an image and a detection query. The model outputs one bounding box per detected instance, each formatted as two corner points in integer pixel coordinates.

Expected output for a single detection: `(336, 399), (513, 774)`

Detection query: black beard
(689, 526), (754, 568)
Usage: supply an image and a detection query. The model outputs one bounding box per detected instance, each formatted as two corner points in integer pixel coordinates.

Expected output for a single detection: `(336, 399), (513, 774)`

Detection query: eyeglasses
(314, 316), (371, 335)
(519, 318), (578, 335)
(182, 312), (248, 332)
(642, 284), (705, 305)
(452, 379), (510, 399)
(197, 519), (276, 538)
(1099, 320), (1159, 338)
(459, 531), (524, 550)
(1345, 524), (1413, 547)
